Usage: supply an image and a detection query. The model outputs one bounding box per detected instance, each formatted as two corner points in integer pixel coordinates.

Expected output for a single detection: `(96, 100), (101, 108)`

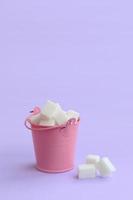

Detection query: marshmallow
(39, 118), (55, 126)
(41, 100), (61, 118)
(66, 110), (79, 120)
(54, 109), (68, 125)
(30, 113), (41, 125)
(34, 100), (80, 126)
(78, 164), (96, 179)
(97, 157), (116, 177)
(86, 154), (100, 165)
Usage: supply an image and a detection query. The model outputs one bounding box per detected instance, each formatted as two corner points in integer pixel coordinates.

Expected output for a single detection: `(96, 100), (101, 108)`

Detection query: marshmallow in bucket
(30, 100), (80, 126)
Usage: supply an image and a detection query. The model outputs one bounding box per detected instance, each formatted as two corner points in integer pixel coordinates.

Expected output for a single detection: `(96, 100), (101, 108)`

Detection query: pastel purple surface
(0, 0), (133, 199)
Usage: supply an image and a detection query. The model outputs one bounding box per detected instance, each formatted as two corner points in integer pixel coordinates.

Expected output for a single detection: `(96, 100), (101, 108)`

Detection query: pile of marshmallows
(30, 100), (80, 126)
(78, 154), (116, 179)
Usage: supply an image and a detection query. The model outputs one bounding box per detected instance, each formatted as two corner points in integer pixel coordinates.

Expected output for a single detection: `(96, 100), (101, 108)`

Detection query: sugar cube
(66, 110), (79, 120)
(86, 154), (100, 165)
(54, 109), (68, 125)
(41, 100), (61, 118)
(78, 164), (96, 179)
(97, 157), (116, 177)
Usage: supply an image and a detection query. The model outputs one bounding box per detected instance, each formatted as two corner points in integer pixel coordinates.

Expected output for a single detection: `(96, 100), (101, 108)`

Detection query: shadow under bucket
(25, 109), (80, 173)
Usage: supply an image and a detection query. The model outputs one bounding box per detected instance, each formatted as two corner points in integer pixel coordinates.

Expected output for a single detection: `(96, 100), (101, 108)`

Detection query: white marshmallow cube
(66, 110), (80, 120)
(41, 100), (61, 118)
(97, 157), (116, 177)
(86, 154), (100, 165)
(54, 109), (68, 125)
(78, 164), (96, 179)
(30, 113), (41, 125)
(32, 100), (80, 126)
(39, 118), (55, 126)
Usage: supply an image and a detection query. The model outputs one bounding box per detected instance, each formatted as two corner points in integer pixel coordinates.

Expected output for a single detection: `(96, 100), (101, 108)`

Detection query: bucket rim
(24, 118), (80, 132)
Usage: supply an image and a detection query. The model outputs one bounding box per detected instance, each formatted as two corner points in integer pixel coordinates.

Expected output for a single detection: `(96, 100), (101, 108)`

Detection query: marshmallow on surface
(97, 157), (116, 177)
(86, 154), (100, 165)
(78, 164), (96, 179)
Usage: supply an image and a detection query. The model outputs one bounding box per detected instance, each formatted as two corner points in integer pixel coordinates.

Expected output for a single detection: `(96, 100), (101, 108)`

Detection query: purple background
(0, 0), (133, 199)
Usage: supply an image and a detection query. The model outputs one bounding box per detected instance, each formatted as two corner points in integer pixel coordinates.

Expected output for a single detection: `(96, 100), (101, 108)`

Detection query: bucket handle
(24, 118), (79, 132)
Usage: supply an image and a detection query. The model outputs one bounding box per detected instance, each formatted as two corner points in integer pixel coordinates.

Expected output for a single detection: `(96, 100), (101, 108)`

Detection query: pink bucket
(25, 107), (80, 173)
